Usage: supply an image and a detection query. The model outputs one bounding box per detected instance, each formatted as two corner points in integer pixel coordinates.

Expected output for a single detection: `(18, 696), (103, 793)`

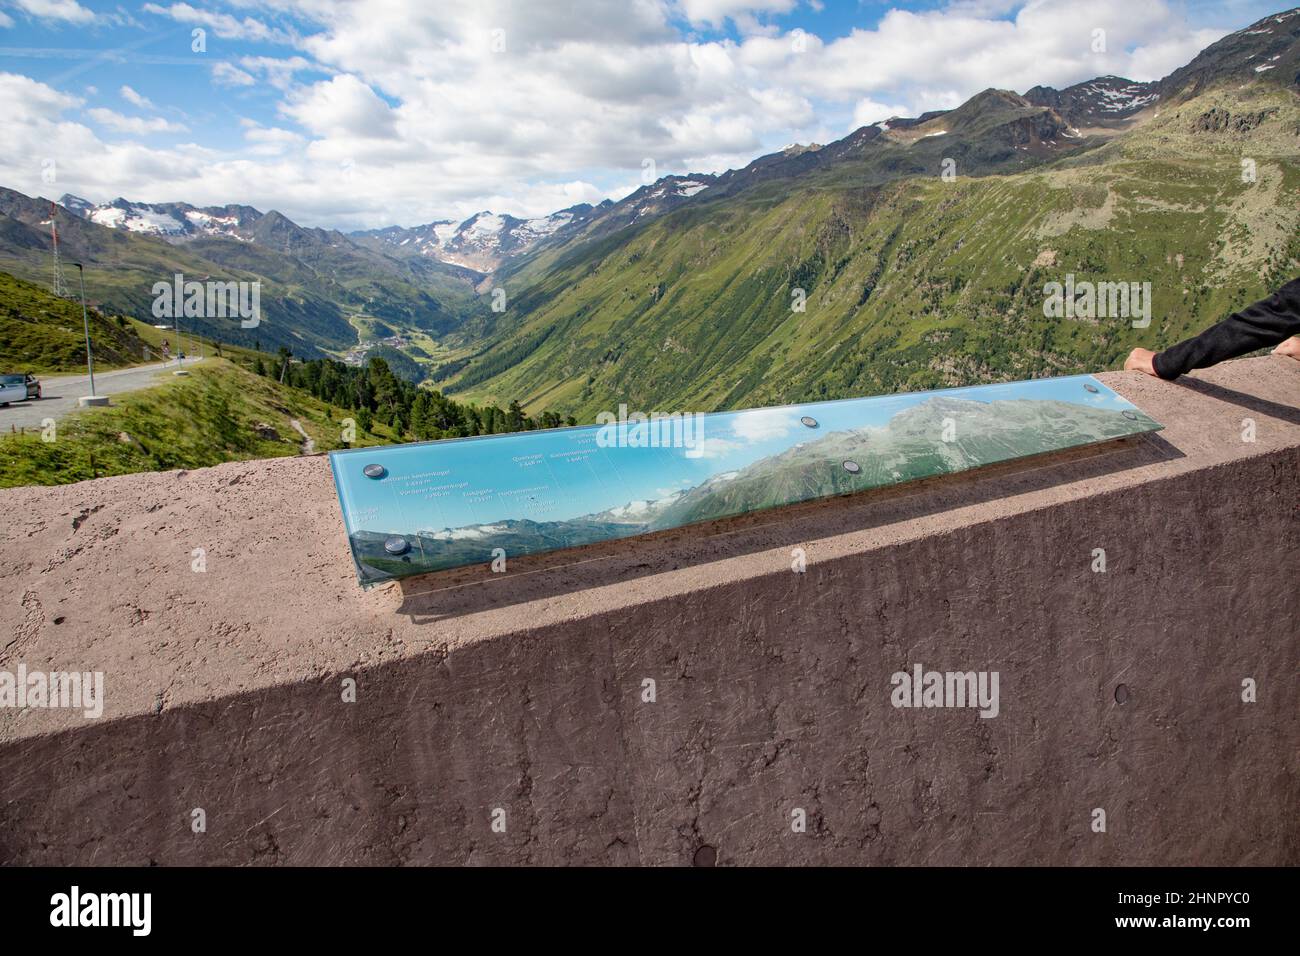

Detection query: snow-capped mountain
(62, 174), (723, 268)
(58, 194), (263, 241)
(352, 174), (719, 271)
(54, 176), (724, 276)
(613, 174), (714, 222)
(587, 489), (687, 525)
(353, 203), (606, 272)
(1023, 76), (1160, 127)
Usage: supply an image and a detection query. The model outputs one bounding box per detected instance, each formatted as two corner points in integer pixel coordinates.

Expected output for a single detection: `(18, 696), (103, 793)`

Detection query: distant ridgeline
(248, 353), (576, 441)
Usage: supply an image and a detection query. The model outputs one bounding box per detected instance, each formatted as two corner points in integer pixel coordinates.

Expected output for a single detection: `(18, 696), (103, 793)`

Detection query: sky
(334, 374), (1143, 531)
(0, 0), (1286, 231)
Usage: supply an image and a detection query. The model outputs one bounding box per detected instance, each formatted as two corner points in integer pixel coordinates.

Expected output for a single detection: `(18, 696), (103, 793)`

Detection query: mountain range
(440, 7), (1299, 417)
(0, 7), (1296, 407)
(0, 184), (488, 360)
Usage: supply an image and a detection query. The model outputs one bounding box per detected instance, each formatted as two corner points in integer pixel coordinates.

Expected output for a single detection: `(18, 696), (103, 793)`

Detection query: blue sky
(0, 0), (1287, 230)
(333, 373), (1146, 532)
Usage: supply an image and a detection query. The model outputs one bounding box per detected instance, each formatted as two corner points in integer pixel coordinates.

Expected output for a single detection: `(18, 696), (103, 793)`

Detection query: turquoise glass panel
(330, 374), (1161, 585)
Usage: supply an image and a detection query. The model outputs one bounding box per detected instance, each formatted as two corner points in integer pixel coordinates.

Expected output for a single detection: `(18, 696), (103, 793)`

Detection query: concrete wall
(1, 357), (1297, 865)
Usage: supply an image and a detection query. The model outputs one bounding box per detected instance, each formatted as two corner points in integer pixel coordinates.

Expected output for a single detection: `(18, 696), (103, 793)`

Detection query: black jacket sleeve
(1153, 277), (1300, 380)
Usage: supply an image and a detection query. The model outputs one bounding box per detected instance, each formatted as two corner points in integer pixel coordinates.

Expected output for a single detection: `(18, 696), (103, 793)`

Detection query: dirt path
(289, 418), (315, 455)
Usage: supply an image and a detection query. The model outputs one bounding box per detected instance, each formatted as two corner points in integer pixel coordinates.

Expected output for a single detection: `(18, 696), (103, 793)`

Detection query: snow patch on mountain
(59, 195), (262, 243)
(89, 205), (183, 235)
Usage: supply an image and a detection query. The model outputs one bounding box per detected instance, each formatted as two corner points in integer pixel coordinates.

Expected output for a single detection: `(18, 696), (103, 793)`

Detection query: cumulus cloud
(730, 408), (798, 442)
(119, 85), (154, 109)
(281, 74), (399, 140)
(676, 0), (800, 32)
(852, 98), (913, 127)
(87, 108), (187, 134)
(140, 2), (295, 43)
(11, 0), (96, 25)
(211, 61), (256, 87)
(1, 0), (1249, 228)
(778, 0), (1229, 105)
(238, 55), (318, 90)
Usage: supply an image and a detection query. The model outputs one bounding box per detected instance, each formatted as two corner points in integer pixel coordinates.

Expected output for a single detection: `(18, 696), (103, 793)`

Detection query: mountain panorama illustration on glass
(330, 374), (1161, 585)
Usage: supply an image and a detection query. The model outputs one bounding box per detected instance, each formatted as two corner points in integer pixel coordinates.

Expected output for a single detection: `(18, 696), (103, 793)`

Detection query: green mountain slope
(0, 269), (152, 373)
(648, 396), (1158, 529)
(435, 11), (1300, 418)
(442, 79), (1299, 419)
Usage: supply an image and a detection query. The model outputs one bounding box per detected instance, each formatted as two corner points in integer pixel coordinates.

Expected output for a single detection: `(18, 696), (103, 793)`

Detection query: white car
(0, 374), (29, 406)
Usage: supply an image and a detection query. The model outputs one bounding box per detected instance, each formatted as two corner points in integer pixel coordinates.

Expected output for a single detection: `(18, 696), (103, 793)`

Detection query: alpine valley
(1, 6), (1297, 414)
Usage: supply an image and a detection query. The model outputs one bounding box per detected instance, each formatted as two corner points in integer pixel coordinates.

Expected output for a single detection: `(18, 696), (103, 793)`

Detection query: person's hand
(1124, 348), (1158, 377)
(1273, 337), (1300, 361)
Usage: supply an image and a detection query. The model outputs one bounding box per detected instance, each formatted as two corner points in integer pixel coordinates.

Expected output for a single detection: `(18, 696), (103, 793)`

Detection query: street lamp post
(72, 263), (107, 406)
(74, 263), (94, 396)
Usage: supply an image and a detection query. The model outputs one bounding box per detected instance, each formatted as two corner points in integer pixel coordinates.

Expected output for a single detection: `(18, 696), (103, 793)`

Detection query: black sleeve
(1153, 277), (1300, 380)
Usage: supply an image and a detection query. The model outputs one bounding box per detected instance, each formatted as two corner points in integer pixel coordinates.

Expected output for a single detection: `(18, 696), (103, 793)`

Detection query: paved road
(0, 358), (205, 432)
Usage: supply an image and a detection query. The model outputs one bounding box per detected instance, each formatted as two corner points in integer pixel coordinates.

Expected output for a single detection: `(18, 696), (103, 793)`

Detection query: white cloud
(1123, 29), (1228, 82)
(241, 121), (304, 155)
(852, 98), (912, 128)
(141, 2), (294, 43)
(211, 61), (256, 87)
(120, 85), (154, 109)
(0, 11), (14, 28)
(239, 55), (318, 90)
(87, 107), (187, 134)
(0, 0), (1249, 229)
(11, 0), (96, 25)
(730, 408), (797, 442)
(694, 437), (744, 458)
(676, 0), (799, 31)
(281, 74), (398, 140)
(770, 0), (1231, 110)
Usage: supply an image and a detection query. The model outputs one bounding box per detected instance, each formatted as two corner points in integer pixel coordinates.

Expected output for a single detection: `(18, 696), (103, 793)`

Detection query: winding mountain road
(0, 359), (204, 432)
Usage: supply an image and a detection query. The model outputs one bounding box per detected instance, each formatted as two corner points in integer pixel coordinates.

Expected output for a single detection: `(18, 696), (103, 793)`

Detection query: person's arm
(1128, 278), (1300, 380)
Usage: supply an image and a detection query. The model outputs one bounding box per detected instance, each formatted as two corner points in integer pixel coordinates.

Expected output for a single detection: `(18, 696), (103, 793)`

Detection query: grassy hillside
(0, 359), (392, 488)
(0, 270), (153, 373)
(0, 265), (295, 376)
(443, 83), (1300, 419)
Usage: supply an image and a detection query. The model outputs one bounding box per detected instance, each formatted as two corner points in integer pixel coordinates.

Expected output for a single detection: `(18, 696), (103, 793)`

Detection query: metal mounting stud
(800, 416), (819, 428)
(1121, 410), (1138, 420)
(842, 460), (861, 474)
(1083, 383), (1099, 394)
(384, 535), (409, 555)
(363, 463), (387, 479)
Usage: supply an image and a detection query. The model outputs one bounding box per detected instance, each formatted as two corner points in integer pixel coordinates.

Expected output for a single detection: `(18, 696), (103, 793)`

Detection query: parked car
(0, 374), (28, 406)
(24, 373), (41, 400)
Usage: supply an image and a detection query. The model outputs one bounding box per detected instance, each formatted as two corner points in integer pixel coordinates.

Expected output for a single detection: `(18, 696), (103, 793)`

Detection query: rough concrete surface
(0, 356), (1297, 865)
